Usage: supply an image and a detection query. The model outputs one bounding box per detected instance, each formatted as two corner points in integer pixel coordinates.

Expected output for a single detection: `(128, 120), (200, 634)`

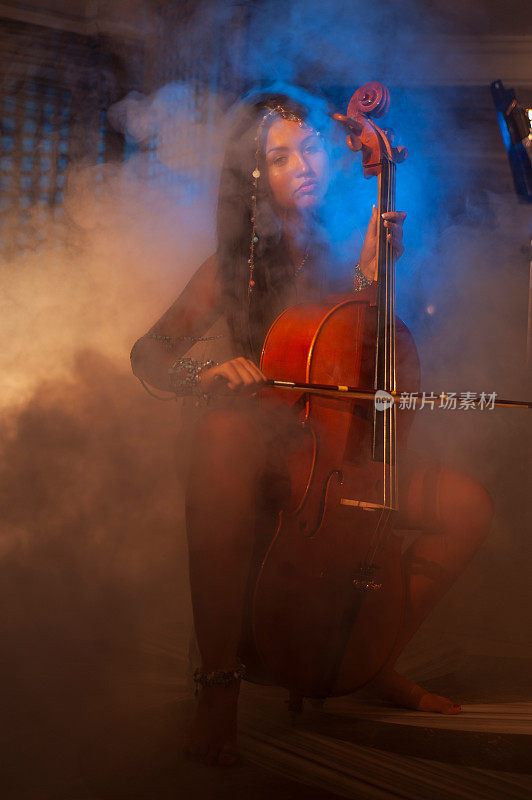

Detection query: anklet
(192, 664), (246, 694)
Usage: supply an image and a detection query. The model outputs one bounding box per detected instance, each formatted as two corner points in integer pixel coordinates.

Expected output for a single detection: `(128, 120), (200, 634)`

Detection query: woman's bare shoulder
(196, 251), (218, 276)
(147, 252), (222, 338)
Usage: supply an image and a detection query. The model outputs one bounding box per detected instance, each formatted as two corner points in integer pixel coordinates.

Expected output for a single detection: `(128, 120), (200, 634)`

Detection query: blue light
(496, 111), (512, 151)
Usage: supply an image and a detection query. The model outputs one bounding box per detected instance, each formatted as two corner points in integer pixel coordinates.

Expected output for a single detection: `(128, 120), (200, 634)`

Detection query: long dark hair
(216, 87), (333, 359)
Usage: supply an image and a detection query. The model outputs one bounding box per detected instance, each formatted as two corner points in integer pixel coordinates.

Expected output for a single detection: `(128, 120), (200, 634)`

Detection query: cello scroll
(333, 81), (407, 176)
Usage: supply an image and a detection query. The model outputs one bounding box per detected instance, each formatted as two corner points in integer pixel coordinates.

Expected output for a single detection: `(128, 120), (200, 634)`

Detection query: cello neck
(375, 158), (397, 395)
(372, 157), (397, 508)
(337, 81), (406, 507)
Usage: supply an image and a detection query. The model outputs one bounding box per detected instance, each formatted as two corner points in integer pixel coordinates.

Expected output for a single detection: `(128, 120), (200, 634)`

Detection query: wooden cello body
(251, 298), (419, 697)
(240, 83), (420, 699)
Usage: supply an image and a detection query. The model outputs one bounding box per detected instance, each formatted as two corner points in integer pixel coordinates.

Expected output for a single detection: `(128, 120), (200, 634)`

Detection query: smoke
(0, 84), (222, 794)
(1, 0), (531, 793)
(1, 149), (218, 410)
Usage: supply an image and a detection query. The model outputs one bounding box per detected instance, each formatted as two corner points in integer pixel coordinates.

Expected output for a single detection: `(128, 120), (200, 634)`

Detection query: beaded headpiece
(247, 104), (306, 298)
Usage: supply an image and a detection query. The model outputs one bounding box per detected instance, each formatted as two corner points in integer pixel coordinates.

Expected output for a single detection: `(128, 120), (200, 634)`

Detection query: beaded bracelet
(353, 262), (375, 292)
(168, 357), (218, 395)
(192, 664), (247, 694)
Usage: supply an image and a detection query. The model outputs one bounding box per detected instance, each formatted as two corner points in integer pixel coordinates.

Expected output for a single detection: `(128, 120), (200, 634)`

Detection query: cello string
(386, 159), (394, 506)
(366, 159), (398, 568)
(390, 162), (394, 390)
(387, 160), (396, 508)
(384, 159), (389, 506)
(377, 167), (384, 504)
(375, 169), (387, 507)
(363, 508), (387, 566)
(390, 162), (399, 508)
(386, 158), (393, 506)
(366, 508), (393, 567)
(389, 161), (395, 505)
(367, 159), (390, 567)
(383, 159), (389, 506)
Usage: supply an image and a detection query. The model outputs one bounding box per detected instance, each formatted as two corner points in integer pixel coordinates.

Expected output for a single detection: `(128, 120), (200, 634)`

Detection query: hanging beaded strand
(248, 108), (274, 298)
(248, 160), (261, 296)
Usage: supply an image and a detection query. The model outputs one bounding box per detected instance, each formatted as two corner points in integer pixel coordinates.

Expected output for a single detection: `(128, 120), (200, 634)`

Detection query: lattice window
(0, 18), (133, 257)
(1, 75), (75, 254)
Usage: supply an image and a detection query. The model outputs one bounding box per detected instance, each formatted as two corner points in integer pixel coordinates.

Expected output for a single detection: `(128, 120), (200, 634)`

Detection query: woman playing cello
(130, 88), (493, 766)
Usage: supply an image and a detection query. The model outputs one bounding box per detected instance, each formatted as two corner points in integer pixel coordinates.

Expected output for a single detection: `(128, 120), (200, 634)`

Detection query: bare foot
(373, 669), (462, 715)
(185, 681), (240, 766)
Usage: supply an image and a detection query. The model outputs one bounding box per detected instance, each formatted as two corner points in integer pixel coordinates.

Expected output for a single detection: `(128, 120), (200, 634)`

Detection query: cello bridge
(340, 498), (389, 511)
(353, 563), (382, 591)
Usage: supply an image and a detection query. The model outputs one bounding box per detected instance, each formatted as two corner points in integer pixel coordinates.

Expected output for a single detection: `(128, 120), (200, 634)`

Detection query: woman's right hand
(199, 357), (267, 394)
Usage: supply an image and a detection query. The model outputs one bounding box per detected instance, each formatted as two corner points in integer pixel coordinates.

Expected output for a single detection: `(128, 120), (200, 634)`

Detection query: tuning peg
(332, 112), (363, 135)
(392, 145), (408, 163)
(346, 134), (362, 153)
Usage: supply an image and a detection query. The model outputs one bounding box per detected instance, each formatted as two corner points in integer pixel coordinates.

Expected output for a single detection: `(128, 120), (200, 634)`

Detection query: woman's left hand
(359, 206), (406, 280)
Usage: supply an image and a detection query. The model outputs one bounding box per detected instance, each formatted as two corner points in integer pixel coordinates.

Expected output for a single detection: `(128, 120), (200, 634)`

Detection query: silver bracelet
(168, 357), (218, 395)
(354, 262), (375, 291)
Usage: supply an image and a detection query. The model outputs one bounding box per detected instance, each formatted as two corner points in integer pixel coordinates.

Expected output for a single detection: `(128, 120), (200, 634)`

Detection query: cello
(239, 82), (530, 705)
(239, 82), (420, 701)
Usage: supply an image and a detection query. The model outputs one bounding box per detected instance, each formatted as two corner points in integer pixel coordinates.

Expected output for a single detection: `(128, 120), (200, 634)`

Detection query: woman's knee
(439, 470), (493, 540)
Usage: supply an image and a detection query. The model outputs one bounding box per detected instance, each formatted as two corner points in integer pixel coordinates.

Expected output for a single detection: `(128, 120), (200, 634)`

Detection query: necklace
(293, 247), (310, 278)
